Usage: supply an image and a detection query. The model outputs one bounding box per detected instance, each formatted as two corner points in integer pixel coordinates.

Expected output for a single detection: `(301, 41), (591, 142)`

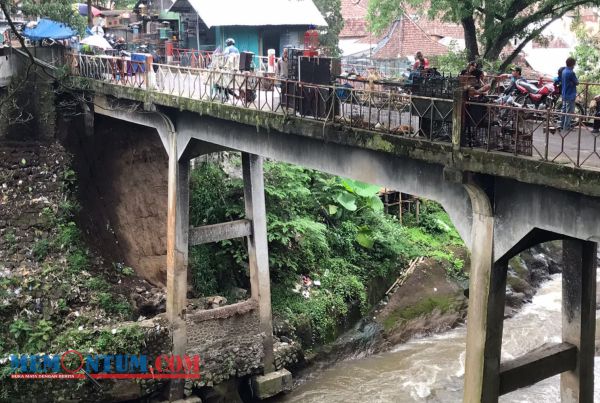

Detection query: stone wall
(0, 318), (172, 402)
(186, 300), (264, 388)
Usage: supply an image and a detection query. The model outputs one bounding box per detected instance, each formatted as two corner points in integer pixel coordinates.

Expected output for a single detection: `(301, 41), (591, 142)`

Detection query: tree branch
(498, 12), (569, 71)
(474, 6), (504, 22)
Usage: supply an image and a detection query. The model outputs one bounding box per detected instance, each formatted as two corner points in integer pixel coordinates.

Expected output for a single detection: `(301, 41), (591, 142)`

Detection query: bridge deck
(69, 54), (600, 172)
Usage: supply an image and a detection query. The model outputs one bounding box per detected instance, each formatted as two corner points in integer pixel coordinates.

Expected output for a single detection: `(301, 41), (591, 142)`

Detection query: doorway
(262, 29), (281, 56)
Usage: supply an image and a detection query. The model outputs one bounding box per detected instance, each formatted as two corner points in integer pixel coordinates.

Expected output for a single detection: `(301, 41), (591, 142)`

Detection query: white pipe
(196, 14), (200, 51)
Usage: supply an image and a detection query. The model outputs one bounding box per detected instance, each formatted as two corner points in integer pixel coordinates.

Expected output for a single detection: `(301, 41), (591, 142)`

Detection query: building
(168, 0), (327, 56)
(339, 0), (464, 60)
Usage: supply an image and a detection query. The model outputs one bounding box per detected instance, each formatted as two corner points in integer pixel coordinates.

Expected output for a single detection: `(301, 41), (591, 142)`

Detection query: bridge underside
(92, 96), (600, 401)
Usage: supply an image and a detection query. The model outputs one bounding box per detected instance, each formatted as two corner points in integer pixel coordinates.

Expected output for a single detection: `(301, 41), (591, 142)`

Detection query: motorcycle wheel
(511, 94), (526, 108)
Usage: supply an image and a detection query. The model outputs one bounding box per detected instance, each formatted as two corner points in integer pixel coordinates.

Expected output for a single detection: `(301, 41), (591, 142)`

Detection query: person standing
(277, 48), (289, 79)
(561, 57), (579, 131)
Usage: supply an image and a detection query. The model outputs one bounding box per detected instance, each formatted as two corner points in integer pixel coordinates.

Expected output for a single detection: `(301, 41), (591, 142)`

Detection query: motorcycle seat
(517, 79), (540, 94)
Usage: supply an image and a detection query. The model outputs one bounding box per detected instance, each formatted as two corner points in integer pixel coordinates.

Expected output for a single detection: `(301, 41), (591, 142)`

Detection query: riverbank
(281, 241), (563, 388)
(273, 242), (570, 402)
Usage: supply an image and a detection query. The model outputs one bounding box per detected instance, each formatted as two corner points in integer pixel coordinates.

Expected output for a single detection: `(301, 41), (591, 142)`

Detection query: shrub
(67, 249), (89, 273)
(32, 239), (50, 262)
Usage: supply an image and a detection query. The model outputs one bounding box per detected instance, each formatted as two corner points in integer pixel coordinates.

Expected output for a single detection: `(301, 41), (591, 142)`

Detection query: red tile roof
(340, 2), (465, 59)
(370, 15), (464, 59)
(340, 0), (370, 38)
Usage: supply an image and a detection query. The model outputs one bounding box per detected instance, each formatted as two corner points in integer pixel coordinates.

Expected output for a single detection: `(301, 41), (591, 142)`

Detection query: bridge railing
(68, 53), (600, 170)
(68, 53), (150, 89)
(463, 100), (600, 168)
(170, 48), (213, 69)
(150, 60), (454, 142)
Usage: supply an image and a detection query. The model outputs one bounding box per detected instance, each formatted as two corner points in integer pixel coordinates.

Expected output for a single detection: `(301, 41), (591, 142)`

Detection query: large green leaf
(328, 204), (339, 215)
(356, 227), (374, 249)
(366, 195), (384, 212)
(341, 179), (381, 197)
(335, 192), (357, 211)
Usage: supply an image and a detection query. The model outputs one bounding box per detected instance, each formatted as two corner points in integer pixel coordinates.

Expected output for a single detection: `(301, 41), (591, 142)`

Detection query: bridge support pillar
(166, 131), (190, 400)
(463, 182), (507, 403)
(242, 153), (275, 373)
(561, 239), (597, 402)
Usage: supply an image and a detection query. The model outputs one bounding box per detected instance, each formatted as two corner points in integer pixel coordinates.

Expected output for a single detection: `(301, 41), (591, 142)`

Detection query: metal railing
(463, 99), (600, 168)
(68, 53), (600, 171)
(171, 48), (213, 69)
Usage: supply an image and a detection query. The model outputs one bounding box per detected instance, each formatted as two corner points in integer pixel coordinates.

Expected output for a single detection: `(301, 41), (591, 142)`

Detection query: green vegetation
(189, 157), (466, 347)
(313, 0), (344, 56)
(570, 20), (600, 98)
(367, 0), (598, 69)
(0, 164), (134, 361)
(52, 325), (146, 354)
(20, 0), (87, 35)
(382, 296), (459, 331)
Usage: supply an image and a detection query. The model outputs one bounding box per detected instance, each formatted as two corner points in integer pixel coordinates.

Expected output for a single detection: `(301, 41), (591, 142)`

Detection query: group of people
(456, 55), (591, 132)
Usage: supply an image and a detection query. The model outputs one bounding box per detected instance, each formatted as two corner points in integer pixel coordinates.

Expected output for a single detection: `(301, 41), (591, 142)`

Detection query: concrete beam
(242, 153), (274, 373)
(499, 342), (577, 395)
(166, 131), (190, 400)
(251, 369), (293, 399)
(462, 182), (503, 403)
(93, 95), (177, 157)
(189, 220), (252, 245)
(177, 114), (473, 249)
(561, 240), (597, 402)
(494, 178), (600, 259)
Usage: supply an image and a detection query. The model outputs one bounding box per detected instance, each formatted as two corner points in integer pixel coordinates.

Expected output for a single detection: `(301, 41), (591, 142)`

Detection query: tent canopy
(23, 18), (77, 41)
(169, 0), (327, 28)
(80, 34), (112, 50)
(74, 3), (101, 17)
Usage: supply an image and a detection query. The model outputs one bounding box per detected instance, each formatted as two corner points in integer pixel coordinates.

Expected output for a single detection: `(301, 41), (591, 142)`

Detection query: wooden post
(383, 189), (389, 215)
(463, 183), (505, 403)
(87, 0), (93, 28)
(398, 193), (403, 224)
(242, 153), (274, 373)
(452, 87), (465, 151)
(561, 239), (597, 402)
(166, 131), (190, 400)
(415, 199), (420, 224)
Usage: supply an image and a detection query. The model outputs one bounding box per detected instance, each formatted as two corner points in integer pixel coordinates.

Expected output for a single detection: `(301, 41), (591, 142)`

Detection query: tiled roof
(371, 16), (463, 59)
(340, 0), (370, 37)
(341, 19), (369, 38)
(339, 2), (465, 59)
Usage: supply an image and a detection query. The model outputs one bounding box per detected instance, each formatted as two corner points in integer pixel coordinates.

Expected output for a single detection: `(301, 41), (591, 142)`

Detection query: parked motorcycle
(513, 78), (557, 110)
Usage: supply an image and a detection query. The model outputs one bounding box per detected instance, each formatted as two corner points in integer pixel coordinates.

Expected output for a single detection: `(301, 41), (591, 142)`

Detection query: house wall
(221, 26), (260, 55)
(213, 26), (307, 56)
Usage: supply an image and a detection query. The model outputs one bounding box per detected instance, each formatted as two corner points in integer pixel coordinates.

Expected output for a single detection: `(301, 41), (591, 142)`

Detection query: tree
(313, 0), (344, 56)
(571, 23), (600, 83)
(367, 0), (600, 71)
(19, 0), (87, 34)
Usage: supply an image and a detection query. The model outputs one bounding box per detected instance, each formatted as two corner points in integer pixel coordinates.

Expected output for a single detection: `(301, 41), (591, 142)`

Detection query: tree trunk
(461, 16), (479, 62)
(87, 0), (93, 28)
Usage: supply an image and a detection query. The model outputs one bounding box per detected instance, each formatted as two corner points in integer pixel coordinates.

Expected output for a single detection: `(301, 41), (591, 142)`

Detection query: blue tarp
(23, 19), (76, 41)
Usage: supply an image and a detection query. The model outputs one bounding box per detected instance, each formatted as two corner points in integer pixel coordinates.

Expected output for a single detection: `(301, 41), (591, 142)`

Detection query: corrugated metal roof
(169, 0), (327, 28)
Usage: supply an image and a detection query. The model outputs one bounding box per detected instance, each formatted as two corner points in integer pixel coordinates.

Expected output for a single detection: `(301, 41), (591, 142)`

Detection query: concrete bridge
(66, 54), (600, 402)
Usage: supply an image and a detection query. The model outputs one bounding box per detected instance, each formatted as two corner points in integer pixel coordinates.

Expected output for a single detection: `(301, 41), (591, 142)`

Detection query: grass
(32, 239), (50, 262)
(382, 295), (458, 332)
(67, 249), (89, 273)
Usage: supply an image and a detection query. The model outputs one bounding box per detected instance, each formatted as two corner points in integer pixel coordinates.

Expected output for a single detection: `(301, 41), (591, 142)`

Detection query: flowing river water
(276, 272), (600, 402)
